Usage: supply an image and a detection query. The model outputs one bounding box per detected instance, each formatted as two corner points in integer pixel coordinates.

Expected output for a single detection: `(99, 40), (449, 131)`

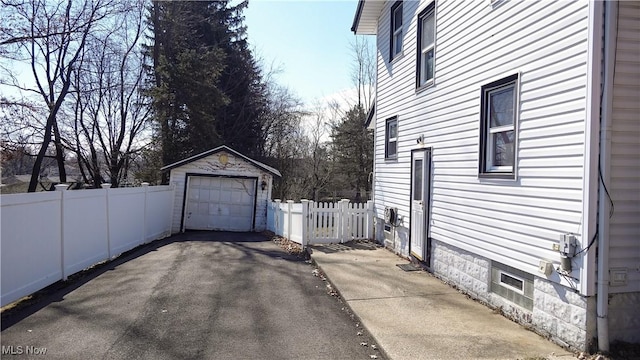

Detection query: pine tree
(210, 1), (267, 157)
(330, 105), (374, 202)
(145, 0), (267, 169)
(146, 1), (227, 167)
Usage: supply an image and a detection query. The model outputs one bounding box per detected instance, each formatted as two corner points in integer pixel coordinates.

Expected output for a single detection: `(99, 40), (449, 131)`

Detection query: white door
(184, 176), (256, 231)
(410, 149), (431, 261)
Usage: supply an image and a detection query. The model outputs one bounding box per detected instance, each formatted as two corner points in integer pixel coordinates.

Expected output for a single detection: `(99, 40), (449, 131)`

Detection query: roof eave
(160, 145), (282, 177)
(351, 0), (384, 35)
(364, 102), (375, 130)
(351, 0), (365, 33)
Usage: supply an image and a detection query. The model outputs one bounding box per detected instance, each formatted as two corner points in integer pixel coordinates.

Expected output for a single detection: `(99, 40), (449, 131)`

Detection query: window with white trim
(417, 4), (435, 88)
(390, 1), (403, 60)
(385, 117), (398, 159)
(479, 74), (519, 178)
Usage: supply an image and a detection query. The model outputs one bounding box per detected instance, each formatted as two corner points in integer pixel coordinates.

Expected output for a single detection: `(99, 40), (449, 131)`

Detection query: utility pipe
(597, 0), (618, 353)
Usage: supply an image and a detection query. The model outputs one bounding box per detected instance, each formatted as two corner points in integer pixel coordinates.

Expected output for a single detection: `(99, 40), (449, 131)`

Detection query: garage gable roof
(160, 145), (282, 177)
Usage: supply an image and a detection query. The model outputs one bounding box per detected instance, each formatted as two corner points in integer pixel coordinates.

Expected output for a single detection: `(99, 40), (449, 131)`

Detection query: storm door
(410, 149), (432, 262)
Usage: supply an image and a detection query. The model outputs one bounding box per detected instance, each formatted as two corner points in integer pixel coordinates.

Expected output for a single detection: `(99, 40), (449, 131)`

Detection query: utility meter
(559, 233), (577, 272)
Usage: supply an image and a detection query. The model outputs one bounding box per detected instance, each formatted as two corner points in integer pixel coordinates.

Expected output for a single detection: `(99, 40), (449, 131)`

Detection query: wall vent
(499, 271), (524, 293)
(490, 262), (534, 310)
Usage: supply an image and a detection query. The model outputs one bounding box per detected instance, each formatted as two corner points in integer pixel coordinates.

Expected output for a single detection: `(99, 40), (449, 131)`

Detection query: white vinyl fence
(267, 199), (374, 246)
(1, 184), (174, 307)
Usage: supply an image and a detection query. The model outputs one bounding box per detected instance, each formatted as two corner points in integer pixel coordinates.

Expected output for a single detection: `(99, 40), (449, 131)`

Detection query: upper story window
(390, 1), (403, 61)
(417, 4), (435, 88)
(385, 116), (398, 159)
(479, 74), (519, 178)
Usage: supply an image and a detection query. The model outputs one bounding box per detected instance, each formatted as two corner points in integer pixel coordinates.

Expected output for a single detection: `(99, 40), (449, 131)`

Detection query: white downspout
(597, 0), (618, 353)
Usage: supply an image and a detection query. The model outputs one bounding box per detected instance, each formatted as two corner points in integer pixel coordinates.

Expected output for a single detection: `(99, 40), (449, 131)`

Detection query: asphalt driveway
(1, 232), (384, 360)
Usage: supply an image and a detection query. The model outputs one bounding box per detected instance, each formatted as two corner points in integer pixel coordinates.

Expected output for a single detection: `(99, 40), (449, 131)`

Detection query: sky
(1, 1), (368, 111)
(244, 0), (364, 107)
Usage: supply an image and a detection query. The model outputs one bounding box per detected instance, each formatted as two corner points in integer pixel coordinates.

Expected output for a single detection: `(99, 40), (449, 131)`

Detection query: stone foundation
(532, 277), (597, 351)
(375, 224), (601, 352)
(432, 240), (490, 302)
(432, 239), (597, 351)
(434, 239), (601, 351)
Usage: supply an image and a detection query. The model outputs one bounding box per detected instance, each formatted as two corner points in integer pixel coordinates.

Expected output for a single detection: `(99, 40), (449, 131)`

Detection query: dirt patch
(262, 231), (308, 258)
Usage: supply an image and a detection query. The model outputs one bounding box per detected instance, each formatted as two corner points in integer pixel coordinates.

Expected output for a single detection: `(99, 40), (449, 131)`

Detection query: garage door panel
(230, 205), (250, 216)
(199, 189), (210, 202)
(198, 202), (208, 215)
(185, 176), (256, 231)
(189, 188), (199, 200)
(231, 190), (242, 203)
(222, 188), (232, 201)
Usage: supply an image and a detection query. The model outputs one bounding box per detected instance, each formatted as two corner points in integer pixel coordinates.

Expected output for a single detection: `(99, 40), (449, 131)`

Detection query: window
(390, 1), (403, 60)
(479, 74), (519, 178)
(499, 272), (524, 293)
(417, 4), (435, 88)
(413, 159), (423, 200)
(385, 117), (398, 159)
(490, 262), (533, 310)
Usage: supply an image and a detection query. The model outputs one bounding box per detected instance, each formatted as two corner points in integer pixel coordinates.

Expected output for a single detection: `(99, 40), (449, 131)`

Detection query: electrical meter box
(559, 234), (577, 257)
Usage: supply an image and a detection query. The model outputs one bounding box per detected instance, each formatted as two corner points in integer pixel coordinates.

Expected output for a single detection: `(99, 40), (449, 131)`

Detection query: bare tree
(318, 35), (376, 202)
(259, 79), (308, 200)
(303, 101), (333, 201)
(349, 35), (376, 111)
(68, 1), (150, 188)
(1, 0), (117, 192)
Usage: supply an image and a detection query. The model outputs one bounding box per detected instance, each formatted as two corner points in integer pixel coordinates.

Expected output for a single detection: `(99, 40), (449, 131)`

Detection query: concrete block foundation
(375, 224), (603, 352)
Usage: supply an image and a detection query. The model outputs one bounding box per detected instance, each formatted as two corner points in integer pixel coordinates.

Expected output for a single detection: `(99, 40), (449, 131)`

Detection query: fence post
(301, 199), (309, 249)
(339, 199), (350, 243)
(286, 200), (294, 241)
(101, 183), (112, 258)
(274, 199), (282, 236)
(142, 183), (149, 243)
(55, 184), (69, 280)
(366, 200), (374, 240)
(168, 183), (176, 236)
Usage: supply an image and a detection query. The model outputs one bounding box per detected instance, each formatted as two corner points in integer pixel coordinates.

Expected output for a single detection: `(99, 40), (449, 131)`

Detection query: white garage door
(184, 176), (256, 231)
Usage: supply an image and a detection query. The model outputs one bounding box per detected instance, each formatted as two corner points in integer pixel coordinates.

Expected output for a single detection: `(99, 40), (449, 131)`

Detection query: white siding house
(161, 145), (281, 234)
(353, 0), (639, 352)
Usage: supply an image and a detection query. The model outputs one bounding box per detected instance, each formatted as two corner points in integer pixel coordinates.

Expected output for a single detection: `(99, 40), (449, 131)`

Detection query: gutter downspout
(597, 0), (618, 353)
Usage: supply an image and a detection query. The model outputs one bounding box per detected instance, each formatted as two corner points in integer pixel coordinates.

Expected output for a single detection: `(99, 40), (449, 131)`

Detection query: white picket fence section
(267, 200), (304, 244)
(0, 184), (174, 307)
(267, 199), (374, 246)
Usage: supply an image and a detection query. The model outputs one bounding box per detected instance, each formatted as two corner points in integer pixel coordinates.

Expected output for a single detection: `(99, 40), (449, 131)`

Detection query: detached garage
(161, 145), (281, 233)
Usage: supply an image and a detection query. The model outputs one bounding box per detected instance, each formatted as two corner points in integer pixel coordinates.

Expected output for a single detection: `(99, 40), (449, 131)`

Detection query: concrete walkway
(310, 241), (577, 360)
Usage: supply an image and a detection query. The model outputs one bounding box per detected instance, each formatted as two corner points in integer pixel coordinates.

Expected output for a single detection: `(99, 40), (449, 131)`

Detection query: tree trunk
(28, 114), (55, 192)
(52, 120), (67, 182)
